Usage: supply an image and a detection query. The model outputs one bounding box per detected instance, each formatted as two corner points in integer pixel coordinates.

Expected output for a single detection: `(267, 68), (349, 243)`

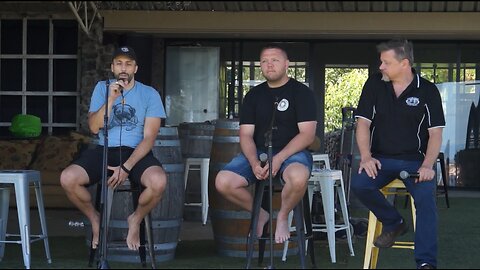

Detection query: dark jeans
(350, 157), (437, 268)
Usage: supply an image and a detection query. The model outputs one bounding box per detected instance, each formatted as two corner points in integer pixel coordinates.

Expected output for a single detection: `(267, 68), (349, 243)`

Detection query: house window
(0, 18), (78, 136)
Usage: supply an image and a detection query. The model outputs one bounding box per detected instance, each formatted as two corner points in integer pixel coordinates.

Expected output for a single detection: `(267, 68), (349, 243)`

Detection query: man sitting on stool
(351, 39), (445, 269)
(215, 44), (317, 243)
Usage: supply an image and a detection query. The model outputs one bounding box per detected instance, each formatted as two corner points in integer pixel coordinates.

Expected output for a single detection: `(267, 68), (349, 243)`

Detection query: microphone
(117, 80), (124, 95)
(399, 170), (420, 180)
(259, 153), (268, 168)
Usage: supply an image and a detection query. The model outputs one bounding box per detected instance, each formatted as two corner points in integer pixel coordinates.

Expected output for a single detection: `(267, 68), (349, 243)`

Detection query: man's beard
(116, 73), (133, 84)
(263, 71), (284, 83)
(381, 73), (390, 82)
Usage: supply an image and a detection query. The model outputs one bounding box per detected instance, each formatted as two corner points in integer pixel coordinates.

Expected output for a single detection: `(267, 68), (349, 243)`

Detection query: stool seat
(363, 179), (416, 269)
(184, 157), (210, 225)
(0, 170), (52, 269)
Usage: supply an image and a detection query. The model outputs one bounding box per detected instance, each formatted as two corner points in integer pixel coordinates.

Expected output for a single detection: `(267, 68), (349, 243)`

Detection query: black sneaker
(373, 221), (408, 248)
(418, 263), (436, 269)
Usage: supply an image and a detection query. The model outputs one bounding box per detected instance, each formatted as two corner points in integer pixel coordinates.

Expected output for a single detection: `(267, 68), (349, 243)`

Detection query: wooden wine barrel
(208, 119), (297, 257)
(178, 121), (215, 204)
(177, 121), (215, 159)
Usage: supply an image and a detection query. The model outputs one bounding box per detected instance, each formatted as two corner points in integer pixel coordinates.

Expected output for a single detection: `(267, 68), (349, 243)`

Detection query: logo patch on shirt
(277, 98), (289, 111)
(405, 97), (420, 107)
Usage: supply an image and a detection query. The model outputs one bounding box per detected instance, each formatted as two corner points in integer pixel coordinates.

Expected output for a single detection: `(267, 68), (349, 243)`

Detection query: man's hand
(416, 166), (435, 183)
(358, 157), (382, 179)
(107, 165), (129, 188)
(253, 161), (269, 180)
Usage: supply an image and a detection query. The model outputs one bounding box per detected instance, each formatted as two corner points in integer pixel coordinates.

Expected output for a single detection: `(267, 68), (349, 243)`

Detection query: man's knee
(350, 173), (374, 194)
(215, 171), (230, 193)
(60, 166), (81, 189)
(283, 163), (309, 186)
(148, 169), (167, 194)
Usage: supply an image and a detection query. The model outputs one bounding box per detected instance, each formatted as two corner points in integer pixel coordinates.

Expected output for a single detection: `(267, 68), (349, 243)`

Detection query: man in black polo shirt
(351, 39), (445, 270)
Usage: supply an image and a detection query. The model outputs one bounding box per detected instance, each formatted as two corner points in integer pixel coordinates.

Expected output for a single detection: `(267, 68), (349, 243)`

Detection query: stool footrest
(256, 233), (315, 242)
(1, 234), (48, 244)
(107, 242), (150, 249)
(391, 244), (415, 250)
(184, 202), (202, 206)
(312, 224), (350, 232)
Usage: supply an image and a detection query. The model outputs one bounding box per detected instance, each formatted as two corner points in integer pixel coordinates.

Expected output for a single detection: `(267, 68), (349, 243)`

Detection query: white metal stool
(282, 154), (331, 261)
(0, 170), (52, 269)
(183, 157), (210, 225)
(282, 154), (354, 263)
(308, 168), (355, 263)
(0, 186), (10, 261)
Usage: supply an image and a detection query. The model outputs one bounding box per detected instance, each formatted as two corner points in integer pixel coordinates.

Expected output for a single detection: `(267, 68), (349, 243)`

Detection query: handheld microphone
(399, 170), (420, 180)
(259, 153), (268, 168)
(117, 80), (125, 95)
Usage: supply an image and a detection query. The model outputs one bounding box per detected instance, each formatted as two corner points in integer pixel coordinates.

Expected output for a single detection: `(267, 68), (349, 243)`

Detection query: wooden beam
(103, 11), (480, 40)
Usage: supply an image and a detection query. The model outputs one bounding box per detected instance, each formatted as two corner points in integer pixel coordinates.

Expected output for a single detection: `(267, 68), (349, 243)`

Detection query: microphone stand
(264, 100), (277, 269)
(98, 78), (110, 269)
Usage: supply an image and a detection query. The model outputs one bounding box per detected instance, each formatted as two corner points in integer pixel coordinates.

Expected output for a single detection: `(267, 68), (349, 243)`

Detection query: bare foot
(257, 208), (270, 237)
(275, 218), (290, 244)
(126, 214), (140, 250)
(91, 213), (100, 249)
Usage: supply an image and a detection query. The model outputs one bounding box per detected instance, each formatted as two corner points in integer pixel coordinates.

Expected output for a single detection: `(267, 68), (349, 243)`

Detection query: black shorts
(72, 145), (162, 186)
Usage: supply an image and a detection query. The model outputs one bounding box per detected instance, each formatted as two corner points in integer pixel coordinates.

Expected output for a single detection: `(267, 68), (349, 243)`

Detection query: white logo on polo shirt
(277, 99), (289, 111)
(406, 97), (420, 106)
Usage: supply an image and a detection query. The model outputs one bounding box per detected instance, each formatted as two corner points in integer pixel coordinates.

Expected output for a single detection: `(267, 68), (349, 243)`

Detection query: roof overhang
(103, 10), (480, 40)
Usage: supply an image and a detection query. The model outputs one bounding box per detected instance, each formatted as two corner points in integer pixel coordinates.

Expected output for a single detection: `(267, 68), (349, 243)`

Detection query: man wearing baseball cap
(112, 46), (137, 62)
(61, 45), (167, 252)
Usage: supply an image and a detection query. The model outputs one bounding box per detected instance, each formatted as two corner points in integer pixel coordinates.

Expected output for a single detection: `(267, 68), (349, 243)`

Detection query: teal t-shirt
(89, 80), (166, 147)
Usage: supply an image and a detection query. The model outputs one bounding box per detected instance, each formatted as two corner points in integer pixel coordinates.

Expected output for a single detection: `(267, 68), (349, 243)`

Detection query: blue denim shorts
(222, 149), (313, 186)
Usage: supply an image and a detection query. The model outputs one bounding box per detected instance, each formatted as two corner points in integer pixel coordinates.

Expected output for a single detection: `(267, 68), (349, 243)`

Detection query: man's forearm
(356, 121), (372, 160)
(123, 138), (155, 170)
(240, 136), (260, 167)
(422, 129), (443, 169)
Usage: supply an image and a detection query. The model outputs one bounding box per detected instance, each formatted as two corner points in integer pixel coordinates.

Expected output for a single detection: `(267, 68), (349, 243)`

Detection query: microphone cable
(117, 83), (125, 181)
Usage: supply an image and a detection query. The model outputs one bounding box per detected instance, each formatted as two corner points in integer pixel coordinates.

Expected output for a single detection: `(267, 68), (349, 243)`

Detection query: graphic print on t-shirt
(110, 103), (139, 131)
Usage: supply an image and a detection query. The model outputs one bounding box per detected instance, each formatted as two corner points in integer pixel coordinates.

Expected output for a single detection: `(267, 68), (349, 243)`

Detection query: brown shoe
(374, 221), (408, 248)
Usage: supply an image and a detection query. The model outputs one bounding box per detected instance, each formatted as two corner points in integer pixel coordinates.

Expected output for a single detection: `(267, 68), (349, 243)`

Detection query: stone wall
(77, 20), (113, 133)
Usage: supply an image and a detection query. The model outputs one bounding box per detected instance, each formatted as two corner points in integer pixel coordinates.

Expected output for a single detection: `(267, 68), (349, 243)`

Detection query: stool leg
(144, 214), (157, 269)
(34, 181), (52, 263)
(370, 221), (382, 269)
(245, 181), (266, 269)
(131, 187), (147, 266)
(302, 192), (316, 268)
(293, 201), (306, 269)
(363, 211), (377, 269)
(94, 183), (114, 267)
(184, 161), (190, 190)
(14, 179), (31, 269)
(438, 155), (450, 208)
(281, 210), (294, 261)
(410, 196), (416, 230)
(337, 181), (354, 256)
(319, 179), (337, 263)
(0, 188), (10, 261)
(88, 184), (102, 267)
(201, 159), (209, 225)
(258, 183), (271, 266)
